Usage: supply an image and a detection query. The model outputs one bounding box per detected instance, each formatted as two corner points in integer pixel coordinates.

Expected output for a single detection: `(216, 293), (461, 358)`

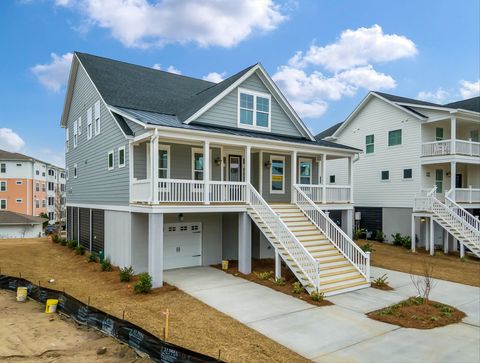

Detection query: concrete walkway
(164, 266), (480, 363)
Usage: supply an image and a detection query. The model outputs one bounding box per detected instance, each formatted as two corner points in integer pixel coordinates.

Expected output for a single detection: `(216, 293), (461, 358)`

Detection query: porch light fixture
(214, 157), (222, 166)
(264, 160), (271, 169)
(420, 217), (426, 223)
(178, 213), (184, 222)
(446, 172), (451, 177)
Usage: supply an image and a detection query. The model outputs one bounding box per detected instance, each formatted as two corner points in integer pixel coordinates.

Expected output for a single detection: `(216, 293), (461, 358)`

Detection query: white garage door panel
(164, 223), (202, 270)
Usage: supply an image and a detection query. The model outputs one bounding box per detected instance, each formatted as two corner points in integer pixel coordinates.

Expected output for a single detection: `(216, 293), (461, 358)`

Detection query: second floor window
(299, 159), (312, 184)
(381, 170), (390, 181)
(159, 147), (169, 178)
(118, 147), (126, 168)
(94, 101), (101, 136)
(0, 181), (6, 191)
(471, 129), (479, 142)
(365, 134), (374, 154)
(403, 168), (412, 179)
(0, 163), (5, 173)
(36, 182), (39, 192)
(0, 200), (6, 209)
(192, 150), (204, 180)
(388, 129), (402, 146)
(87, 107), (93, 140)
(108, 151), (114, 170)
(238, 89), (270, 130)
(65, 128), (69, 151)
(436, 128), (444, 141)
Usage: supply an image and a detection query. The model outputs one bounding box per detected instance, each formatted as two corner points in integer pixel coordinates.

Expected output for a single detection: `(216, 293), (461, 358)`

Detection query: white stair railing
(445, 188), (480, 232)
(293, 185), (370, 281)
(246, 184), (321, 292)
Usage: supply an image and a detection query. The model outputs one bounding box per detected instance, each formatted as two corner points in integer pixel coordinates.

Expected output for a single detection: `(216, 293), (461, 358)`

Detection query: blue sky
(0, 0), (479, 166)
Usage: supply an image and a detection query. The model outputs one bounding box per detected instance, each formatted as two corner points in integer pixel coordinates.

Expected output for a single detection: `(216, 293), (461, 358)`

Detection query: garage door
(164, 222), (202, 270)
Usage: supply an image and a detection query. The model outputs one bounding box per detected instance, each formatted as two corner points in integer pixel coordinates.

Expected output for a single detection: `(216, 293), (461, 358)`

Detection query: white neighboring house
(319, 92), (480, 257)
(0, 211), (46, 238)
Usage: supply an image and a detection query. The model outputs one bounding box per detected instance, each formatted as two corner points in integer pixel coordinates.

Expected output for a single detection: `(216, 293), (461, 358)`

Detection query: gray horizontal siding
(195, 73), (303, 138)
(65, 65), (129, 206)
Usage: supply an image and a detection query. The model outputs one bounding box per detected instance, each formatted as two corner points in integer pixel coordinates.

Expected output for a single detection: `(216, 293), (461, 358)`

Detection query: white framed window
(0, 181), (6, 191)
(159, 145), (170, 178)
(1, 163), (6, 173)
(381, 170), (390, 181)
(87, 107), (93, 140)
(0, 199), (6, 209)
(73, 120), (78, 148)
(16, 180), (22, 185)
(35, 182), (39, 192)
(403, 168), (413, 180)
(118, 146), (126, 168)
(73, 164), (77, 178)
(16, 198), (22, 203)
(42, 183), (46, 192)
(42, 199), (46, 208)
(270, 155), (285, 194)
(107, 150), (114, 170)
(329, 175), (336, 184)
(237, 88), (271, 131)
(192, 148), (204, 180)
(78, 116), (82, 135)
(65, 129), (69, 152)
(35, 199), (39, 208)
(298, 158), (312, 185)
(388, 129), (402, 146)
(94, 100), (101, 136)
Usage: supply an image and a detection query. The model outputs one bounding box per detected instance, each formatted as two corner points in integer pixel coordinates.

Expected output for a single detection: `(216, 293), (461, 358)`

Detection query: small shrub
(119, 266), (134, 282)
(254, 271), (272, 281)
(361, 242), (373, 252)
(372, 274), (389, 287)
(101, 258), (112, 272)
(292, 281), (304, 294)
(391, 233), (411, 249)
(373, 230), (385, 242)
(311, 290), (324, 302)
(75, 245), (86, 255)
(66, 240), (77, 249)
(59, 238), (67, 246)
(380, 306), (394, 316)
(52, 234), (60, 243)
(134, 273), (152, 293)
(353, 227), (366, 240)
(460, 256), (467, 262)
(270, 277), (286, 286)
(87, 251), (98, 263)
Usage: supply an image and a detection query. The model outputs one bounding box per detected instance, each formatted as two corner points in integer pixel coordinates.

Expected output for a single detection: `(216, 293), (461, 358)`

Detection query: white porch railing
(131, 179), (152, 202)
(209, 181), (247, 203)
(451, 187), (480, 204)
(446, 189), (480, 231)
(294, 185), (370, 281)
(158, 179), (205, 202)
(296, 184), (352, 203)
(421, 139), (480, 157)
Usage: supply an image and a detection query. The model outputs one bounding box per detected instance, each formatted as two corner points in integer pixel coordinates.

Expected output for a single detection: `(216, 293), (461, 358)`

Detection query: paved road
(164, 266), (480, 363)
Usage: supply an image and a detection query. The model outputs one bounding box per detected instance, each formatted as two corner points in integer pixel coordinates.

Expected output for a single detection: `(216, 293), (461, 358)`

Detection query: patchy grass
(212, 259), (333, 307)
(356, 240), (480, 287)
(368, 297), (465, 329)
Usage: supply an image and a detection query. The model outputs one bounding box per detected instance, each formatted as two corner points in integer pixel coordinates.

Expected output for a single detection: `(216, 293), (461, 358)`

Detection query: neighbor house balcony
(421, 139), (480, 157)
(450, 187), (480, 204)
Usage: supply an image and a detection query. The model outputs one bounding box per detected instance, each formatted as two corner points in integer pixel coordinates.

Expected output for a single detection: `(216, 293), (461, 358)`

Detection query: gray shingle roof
(315, 121), (344, 140)
(0, 211), (47, 225)
(444, 97), (480, 112)
(374, 91), (442, 107)
(0, 149), (64, 169)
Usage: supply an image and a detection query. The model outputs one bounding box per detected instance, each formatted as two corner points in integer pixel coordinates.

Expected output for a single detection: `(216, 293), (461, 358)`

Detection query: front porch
(129, 135), (355, 207)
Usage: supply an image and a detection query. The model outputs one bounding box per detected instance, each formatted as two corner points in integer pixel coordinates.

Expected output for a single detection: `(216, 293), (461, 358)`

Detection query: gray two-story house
(62, 52), (370, 296)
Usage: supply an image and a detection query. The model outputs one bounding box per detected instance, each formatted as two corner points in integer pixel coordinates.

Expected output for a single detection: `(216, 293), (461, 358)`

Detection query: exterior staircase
(414, 187), (480, 257)
(246, 184), (370, 296)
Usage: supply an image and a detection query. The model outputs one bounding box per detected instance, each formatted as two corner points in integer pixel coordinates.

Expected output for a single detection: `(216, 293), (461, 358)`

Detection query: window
(107, 151), (114, 170)
(42, 199), (46, 208)
(42, 183), (46, 192)
(60, 172), (65, 179)
(0, 200), (6, 209)
(329, 175), (336, 184)
(118, 147), (126, 168)
(16, 163), (22, 167)
(435, 169), (443, 193)
(192, 149), (204, 180)
(298, 158), (312, 184)
(35, 199), (39, 208)
(36, 170), (39, 175)
(78, 116), (82, 135)
(87, 107), (93, 140)
(238, 89), (271, 130)
(48, 197), (54, 206)
(42, 172), (45, 177)
(435, 127), (444, 141)
(270, 156), (285, 193)
(471, 129), (479, 142)
(381, 170), (390, 181)
(35, 182), (39, 192)
(388, 129), (402, 146)
(403, 168), (412, 179)
(158, 146), (170, 178)
(94, 100), (101, 135)
(60, 184), (65, 192)
(0, 181), (6, 191)
(16, 180), (22, 185)
(73, 119), (78, 148)
(365, 134), (374, 154)
(65, 128), (69, 152)
(73, 164), (77, 178)
(48, 182), (54, 191)
(0, 163), (5, 173)
(48, 169), (55, 176)
(16, 198), (22, 203)
(48, 212), (54, 221)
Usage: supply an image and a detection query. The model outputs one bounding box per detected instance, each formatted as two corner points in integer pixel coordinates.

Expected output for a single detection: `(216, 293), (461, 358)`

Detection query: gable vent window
(238, 88), (271, 131)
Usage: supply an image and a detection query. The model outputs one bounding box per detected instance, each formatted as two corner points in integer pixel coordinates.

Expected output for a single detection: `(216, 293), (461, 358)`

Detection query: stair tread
(321, 280), (370, 294)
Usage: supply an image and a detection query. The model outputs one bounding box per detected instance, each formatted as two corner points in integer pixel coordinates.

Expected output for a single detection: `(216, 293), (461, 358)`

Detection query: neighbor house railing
(456, 140), (480, 157)
(209, 181), (247, 203)
(421, 139), (480, 157)
(296, 184), (352, 203)
(451, 187), (480, 204)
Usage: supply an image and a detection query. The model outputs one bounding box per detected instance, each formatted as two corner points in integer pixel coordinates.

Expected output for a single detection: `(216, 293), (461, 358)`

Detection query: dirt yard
(0, 290), (150, 362)
(0, 238), (308, 363)
(357, 240), (480, 287)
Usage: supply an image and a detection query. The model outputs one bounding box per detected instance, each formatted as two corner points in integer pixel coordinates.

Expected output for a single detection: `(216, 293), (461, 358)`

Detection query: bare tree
(410, 258), (436, 303)
(54, 185), (64, 235)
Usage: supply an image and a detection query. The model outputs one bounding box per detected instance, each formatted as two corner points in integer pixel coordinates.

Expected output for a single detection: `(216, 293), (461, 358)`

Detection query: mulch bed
(371, 283), (394, 291)
(367, 297), (465, 329)
(212, 259), (332, 307)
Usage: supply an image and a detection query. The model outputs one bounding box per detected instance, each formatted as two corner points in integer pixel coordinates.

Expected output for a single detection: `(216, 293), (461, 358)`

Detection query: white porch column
(129, 142), (134, 203)
(245, 145), (251, 184)
(150, 135), (159, 203)
(291, 150), (297, 202)
(341, 209), (353, 239)
(450, 161), (456, 198)
(275, 250), (281, 279)
(460, 243), (465, 258)
(203, 140), (210, 205)
(429, 217), (434, 256)
(349, 156), (354, 203)
(322, 153), (327, 204)
(148, 213), (164, 287)
(411, 214), (416, 252)
(443, 229), (449, 254)
(238, 212), (251, 274)
(451, 115), (456, 154)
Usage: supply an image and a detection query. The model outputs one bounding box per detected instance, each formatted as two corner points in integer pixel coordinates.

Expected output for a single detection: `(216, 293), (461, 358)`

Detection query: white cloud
(37, 148), (65, 167)
(290, 24), (417, 72)
(0, 128), (25, 152)
(417, 88), (450, 103)
(152, 63), (182, 74)
(202, 71), (226, 83)
(336, 65), (396, 90)
(31, 52), (73, 92)
(459, 80), (480, 99)
(55, 0), (286, 48)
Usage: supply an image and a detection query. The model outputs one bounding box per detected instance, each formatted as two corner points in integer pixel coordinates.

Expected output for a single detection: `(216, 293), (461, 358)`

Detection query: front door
(455, 174), (462, 189)
(228, 155), (242, 182)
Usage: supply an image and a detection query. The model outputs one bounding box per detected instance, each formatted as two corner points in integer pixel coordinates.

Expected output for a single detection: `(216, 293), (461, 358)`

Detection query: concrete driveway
(164, 266), (480, 363)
